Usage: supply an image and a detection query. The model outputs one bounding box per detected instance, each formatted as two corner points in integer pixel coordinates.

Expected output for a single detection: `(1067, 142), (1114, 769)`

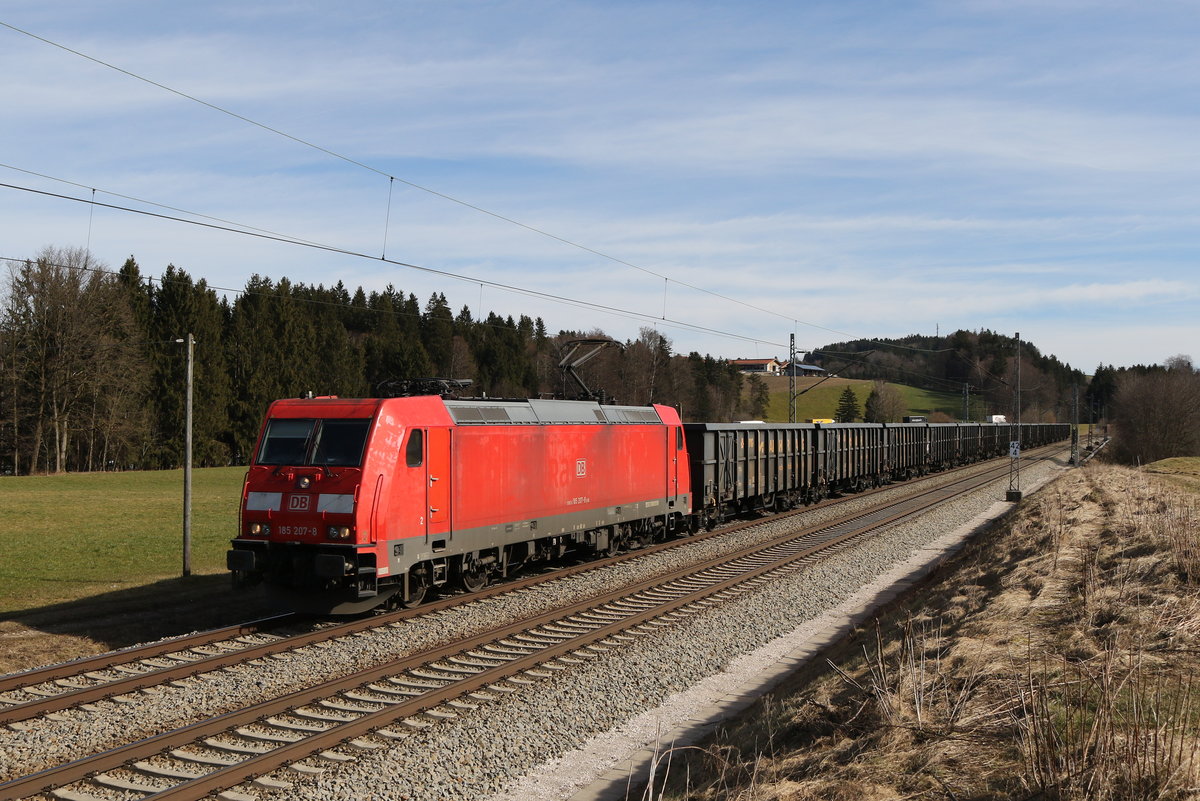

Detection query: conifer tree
(835, 386), (860, 422)
(227, 275), (284, 460)
(149, 265), (232, 467)
(421, 293), (454, 375)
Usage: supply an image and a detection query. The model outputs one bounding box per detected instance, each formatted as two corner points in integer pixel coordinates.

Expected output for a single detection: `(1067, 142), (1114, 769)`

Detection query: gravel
(288, 454), (1070, 801)
(0, 452), (1068, 801)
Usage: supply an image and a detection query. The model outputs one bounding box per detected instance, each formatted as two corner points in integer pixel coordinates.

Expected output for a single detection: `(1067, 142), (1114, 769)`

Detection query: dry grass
(1144, 457), (1200, 494)
(1016, 652), (1200, 800)
(651, 464), (1200, 801)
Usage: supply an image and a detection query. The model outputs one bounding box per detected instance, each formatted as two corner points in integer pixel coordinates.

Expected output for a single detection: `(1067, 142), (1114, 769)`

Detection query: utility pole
(1070, 385), (1080, 465)
(962, 382), (970, 422)
(176, 334), (194, 577)
(1087, 400), (1094, 450)
(788, 333), (797, 423)
(1007, 332), (1022, 502)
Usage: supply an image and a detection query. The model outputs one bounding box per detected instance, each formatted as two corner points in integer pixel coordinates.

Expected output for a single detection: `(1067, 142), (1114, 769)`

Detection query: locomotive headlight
(249, 523), (271, 536)
(328, 526), (351, 539)
(298, 476), (312, 489)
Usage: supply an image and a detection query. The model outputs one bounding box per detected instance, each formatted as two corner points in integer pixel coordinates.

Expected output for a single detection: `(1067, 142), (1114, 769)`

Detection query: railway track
(0, 616), (297, 724)
(0, 446), (1065, 801)
(0, 445), (1043, 726)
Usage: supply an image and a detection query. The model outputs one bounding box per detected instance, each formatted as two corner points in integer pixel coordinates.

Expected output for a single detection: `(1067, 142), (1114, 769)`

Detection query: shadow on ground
(0, 575), (284, 667)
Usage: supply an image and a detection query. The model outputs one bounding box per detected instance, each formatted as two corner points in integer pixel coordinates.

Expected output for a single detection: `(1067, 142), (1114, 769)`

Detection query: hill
(757, 376), (964, 422)
(807, 329), (1085, 424)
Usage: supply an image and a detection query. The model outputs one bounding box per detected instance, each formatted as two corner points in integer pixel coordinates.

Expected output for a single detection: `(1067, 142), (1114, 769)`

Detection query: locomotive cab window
(257, 418), (371, 467)
(311, 419), (371, 466)
(258, 419), (312, 465)
(405, 429), (424, 467)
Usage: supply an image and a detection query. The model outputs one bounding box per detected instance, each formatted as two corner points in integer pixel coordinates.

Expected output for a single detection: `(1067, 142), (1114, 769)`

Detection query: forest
(808, 334), (1200, 464)
(6, 247), (1190, 475)
(810, 331), (1089, 425)
(0, 247), (763, 474)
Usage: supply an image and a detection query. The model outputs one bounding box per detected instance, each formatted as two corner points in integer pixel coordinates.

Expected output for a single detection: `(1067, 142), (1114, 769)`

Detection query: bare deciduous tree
(2, 247), (146, 473)
(864, 380), (907, 422)
(1110, 356), (1200, 464)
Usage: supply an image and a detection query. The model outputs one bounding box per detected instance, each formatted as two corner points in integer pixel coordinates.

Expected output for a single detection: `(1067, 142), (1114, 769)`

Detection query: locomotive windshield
(257, 418), (371, 467)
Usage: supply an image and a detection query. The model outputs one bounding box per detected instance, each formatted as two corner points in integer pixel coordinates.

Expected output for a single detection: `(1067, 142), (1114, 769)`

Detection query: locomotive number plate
(278, 525), (319, 537)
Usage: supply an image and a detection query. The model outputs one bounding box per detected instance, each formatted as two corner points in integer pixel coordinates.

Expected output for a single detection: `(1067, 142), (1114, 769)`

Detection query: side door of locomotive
(426, 427), (452, 540)
(667, 425), (680, 505)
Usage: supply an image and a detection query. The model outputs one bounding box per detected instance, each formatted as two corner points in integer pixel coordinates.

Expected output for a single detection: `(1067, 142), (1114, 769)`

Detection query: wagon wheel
(458, 552), (490, 593)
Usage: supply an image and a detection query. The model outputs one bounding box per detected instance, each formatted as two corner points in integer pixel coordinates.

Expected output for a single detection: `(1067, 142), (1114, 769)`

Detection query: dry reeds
(1157, 500), (1200, 586)
(636, 464), (1200, 801)
(1016, 650), (1200, 800)
(857, 616), (983, 737)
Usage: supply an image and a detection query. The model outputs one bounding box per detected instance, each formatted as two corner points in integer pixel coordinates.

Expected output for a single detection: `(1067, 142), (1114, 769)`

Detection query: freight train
(227, 395), (1069, 614)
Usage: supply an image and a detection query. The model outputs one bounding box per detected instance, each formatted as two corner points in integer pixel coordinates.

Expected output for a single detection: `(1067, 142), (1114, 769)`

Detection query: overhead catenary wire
(0, 184), (781, 351)
(1, 167), (935, 359)
(382, 176), (394, 261)
(0, 20), (958, 357)
(0, 21), (791, 324)
(2, 251), (1022, 420)
(2, 170), (789, 348)
(0, 162), (333, 249)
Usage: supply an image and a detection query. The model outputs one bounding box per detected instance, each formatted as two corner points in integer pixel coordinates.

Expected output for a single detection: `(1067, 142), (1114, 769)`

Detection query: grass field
(1144, 456), (1200, 492)
(0, 467), (246, 614)
(760, 376), (964, 422)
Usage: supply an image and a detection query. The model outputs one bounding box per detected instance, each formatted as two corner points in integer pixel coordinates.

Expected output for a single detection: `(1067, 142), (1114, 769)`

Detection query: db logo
(288, 494), (312, 512)
(576, 459), (587, 477)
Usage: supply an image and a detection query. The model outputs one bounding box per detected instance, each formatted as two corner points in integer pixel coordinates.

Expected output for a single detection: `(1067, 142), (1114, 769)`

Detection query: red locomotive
(227, 396), (691, 614)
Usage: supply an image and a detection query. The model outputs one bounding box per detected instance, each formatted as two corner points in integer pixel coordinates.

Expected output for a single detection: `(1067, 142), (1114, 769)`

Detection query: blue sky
(3, 1), (1197, 372)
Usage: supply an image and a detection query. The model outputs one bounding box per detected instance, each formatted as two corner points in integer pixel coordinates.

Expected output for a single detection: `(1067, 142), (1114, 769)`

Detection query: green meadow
(0, 467), (246, 613)
(763, 376), (964, 422)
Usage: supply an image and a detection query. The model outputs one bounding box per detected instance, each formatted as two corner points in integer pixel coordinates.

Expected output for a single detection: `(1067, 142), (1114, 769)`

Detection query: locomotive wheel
(458, 553), (490, 593)
(603, 528), (623, 558)
(401, 585), (427, 608)
(401, 570), (430, 608)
